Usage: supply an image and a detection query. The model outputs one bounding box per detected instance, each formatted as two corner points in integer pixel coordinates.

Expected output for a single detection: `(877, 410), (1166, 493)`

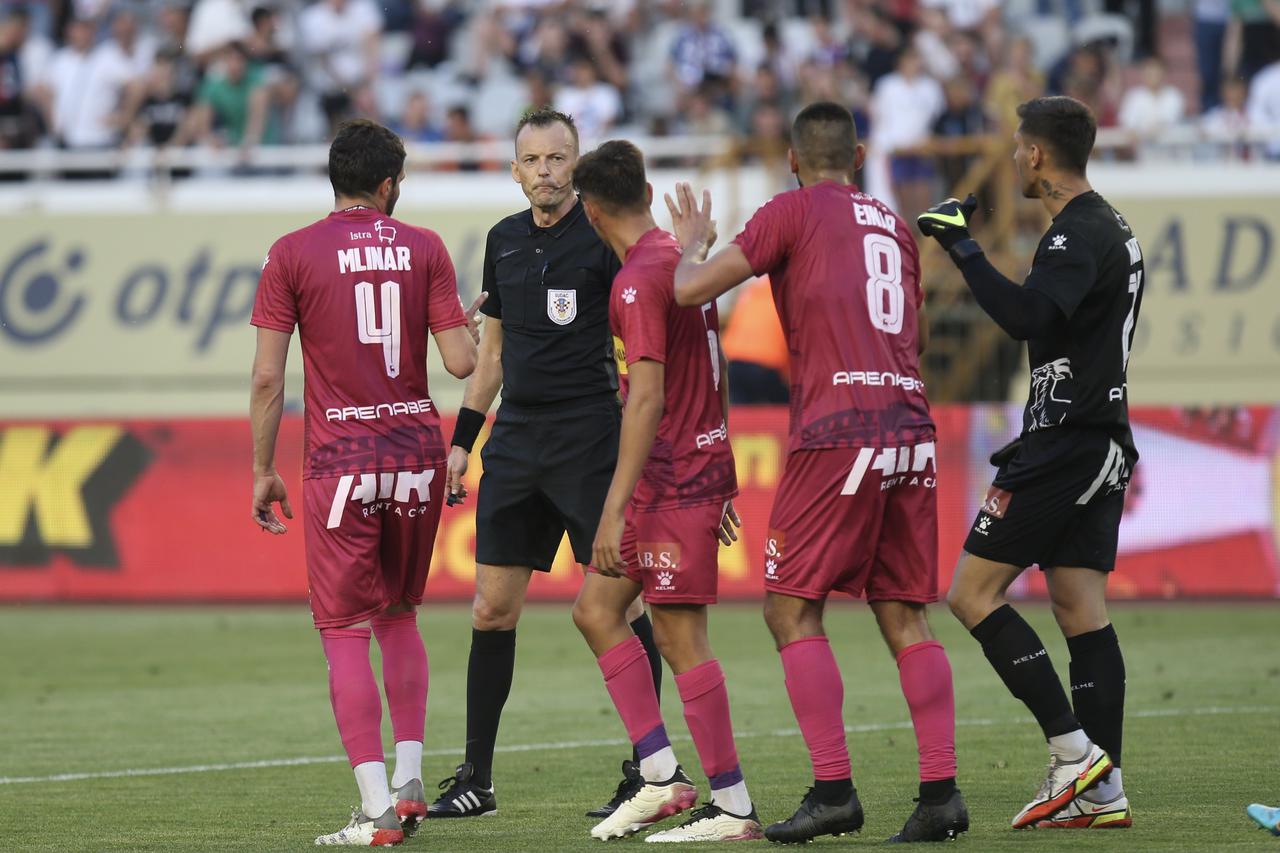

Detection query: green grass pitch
(1, 603), (1277, 851)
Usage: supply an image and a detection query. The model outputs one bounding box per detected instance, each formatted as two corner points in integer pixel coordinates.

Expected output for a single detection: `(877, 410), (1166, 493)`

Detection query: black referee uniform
(963, 191), (1146, 570)
(475, 198), (622, 568)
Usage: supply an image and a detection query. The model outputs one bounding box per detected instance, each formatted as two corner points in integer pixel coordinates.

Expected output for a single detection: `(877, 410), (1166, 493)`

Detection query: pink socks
(371, 611), (429, 745)
(675, 659), (743, 791)
(897, 640), (958, 782)
(779, 636), (850, 781)
(598, 635), (670, 758)
(320, 627), (384, 767)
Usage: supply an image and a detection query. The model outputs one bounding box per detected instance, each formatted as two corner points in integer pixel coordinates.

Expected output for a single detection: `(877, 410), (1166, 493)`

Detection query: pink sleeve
(731, 193), (802, 277)
(423, 231), (467, 333)
(250, 238), (297, 332)
(904, 229), (925, 309)
(618, 273), (668, 365)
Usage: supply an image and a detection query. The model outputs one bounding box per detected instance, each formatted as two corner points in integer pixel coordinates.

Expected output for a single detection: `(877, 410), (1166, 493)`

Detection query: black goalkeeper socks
(465, 627), (516, 789)
(970, 605), (1079, 739)
(1068, 624), (1126, 767)
(629, 612), (663, 764)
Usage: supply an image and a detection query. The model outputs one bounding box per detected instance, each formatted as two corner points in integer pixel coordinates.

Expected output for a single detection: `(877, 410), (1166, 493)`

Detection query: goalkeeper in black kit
(918, 96), (1144, 831)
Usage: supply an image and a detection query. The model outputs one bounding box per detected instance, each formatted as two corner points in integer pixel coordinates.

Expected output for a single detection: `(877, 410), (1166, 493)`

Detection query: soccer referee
(428, 109), (664, 819)
(919, 95), (1144, 830)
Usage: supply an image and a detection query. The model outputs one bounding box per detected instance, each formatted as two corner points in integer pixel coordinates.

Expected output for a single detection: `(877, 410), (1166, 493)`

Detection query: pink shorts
(764, 445), (938, 603)
(611, 502), (725, 605)
(303, 465), (445, 628)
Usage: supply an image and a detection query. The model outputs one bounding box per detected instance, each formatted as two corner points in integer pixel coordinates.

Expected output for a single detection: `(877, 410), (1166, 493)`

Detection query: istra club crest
(547, 289), (577, 325)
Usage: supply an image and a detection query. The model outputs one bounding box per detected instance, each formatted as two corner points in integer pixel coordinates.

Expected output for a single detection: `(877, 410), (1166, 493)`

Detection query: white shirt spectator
(1118, 82), (1185, 135)
(186, 0), (252, 59)
(19, 32), (53, 95)
(920, 0), (997, 31)
(300, 0), (382, 92)
(43, 43), (133, 147)
(554, 83), (621, 139)
(871, 71), (945, 151)
(98, 34), (157, 80)
(1246, 61), (1280, 155)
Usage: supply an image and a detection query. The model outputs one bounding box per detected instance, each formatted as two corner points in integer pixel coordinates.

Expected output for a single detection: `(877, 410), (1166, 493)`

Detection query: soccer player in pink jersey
(249, 120), (483, 846)
(568, 140), (762, 843)
(668, 102), (967, 844)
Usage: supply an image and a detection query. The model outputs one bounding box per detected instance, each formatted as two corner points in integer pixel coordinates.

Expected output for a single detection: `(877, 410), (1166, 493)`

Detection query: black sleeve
(957, 252), (1065, 341)
(1022, 226), (1097, 320)
(479, 226), (501, 319)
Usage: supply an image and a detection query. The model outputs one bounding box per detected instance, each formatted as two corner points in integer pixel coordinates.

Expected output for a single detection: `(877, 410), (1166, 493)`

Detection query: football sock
(1088, 766), (1124, 801)
(970, 605), (1079, 739)
(779, 636), (852, 782)
(1067, 623), (1126, 768)
(465, 628), (516, 789)
(813, 778), (855, 805)
(371, 611), (429, 788)
(1047, 729), (1091, 761)
(629, 612), (663, 764)
(353, 760), (393, 818)
(320, 627), (389, 815)
(896, 640), (958, 785)
(675, 659), (751, 815)
(919, 777), (957, 804)
(598, 635), (676, 781)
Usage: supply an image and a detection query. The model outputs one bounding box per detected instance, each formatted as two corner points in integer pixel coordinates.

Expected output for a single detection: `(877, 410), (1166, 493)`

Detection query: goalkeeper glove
(917, 194), (978, 252)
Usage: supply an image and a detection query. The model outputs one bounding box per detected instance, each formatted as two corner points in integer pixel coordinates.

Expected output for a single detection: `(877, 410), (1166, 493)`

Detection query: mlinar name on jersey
(338, 246), (413, 273)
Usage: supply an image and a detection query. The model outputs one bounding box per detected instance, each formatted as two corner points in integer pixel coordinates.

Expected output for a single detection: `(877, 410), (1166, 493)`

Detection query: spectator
(407, 0), (465, 69)
(0, 8), (39, 149)
(37, 17), (135, 150)
(299, 0), (383, 132)
(675, 81), (734, 137)
(100, 7), (156, 79)
(128, 49), (193, 148)
(1196, 0), (1231, 111)
(554, 58), (621, 139)
(1246, 57), (1280, 156)
(519, 17), (574, 84)
(391, 90), (442, 142)
(188, 43), (274, 151)
(1056, 43), (1121, 126)
(847, 3), (903, 86)
(985, 35), (1044, 130)
(933, 75), (987, 190)
(1118, 57), (1186, 140)
(759, 21), (799, 90)
(566, 7), (629, 92)
(9, 6), (52, 99)
(155, 1), (199, 99)
(921, 0), (1000, 32)
(1201, 76), (1251, 156)
(668, 0), (737, 103)
(871, 45), (945, 221)
(443, 104), (486, 171)
(1232, 0), (1280, 83)
(808, 15), (849, 67)
(523, 69), (555, 114)
(744, 99), (789, 164)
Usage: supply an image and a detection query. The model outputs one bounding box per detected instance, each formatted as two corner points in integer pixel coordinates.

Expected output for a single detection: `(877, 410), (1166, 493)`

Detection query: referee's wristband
(451, 407), (486, 453)
(948, 238), (985, 266)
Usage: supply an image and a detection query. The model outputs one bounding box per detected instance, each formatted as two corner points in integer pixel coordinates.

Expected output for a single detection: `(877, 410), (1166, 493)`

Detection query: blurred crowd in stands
(0, 0), (1278, 168)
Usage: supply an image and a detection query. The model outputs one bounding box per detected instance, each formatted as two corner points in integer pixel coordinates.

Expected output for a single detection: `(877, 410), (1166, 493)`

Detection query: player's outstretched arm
(592, 359), (665, 576)
(250, 327), (293, 534)
(918, 194), (1063, 341)
(666, 182), (754, 307)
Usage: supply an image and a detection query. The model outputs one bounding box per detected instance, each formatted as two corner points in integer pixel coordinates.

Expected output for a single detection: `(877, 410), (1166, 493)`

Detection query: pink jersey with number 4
(731, 182), (934, 451)
(251, 207), (468, 479)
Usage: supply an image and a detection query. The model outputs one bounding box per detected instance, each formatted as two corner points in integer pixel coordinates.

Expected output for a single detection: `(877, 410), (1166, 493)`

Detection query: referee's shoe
(427, 763), (497, 818)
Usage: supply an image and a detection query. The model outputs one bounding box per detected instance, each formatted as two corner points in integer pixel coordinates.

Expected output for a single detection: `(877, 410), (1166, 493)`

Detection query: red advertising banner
(1, 406), (1276, 602)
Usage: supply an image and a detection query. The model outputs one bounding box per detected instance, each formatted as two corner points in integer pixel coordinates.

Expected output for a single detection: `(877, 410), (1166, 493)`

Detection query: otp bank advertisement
(0, 406), (1277, 602)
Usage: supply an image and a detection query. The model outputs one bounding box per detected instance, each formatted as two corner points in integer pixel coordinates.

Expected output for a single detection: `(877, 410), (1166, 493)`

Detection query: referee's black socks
(628, 613), (663, 763)
(970, 604), (1079, 740)
(465, 628), (517, 789)
(1067, 624), (1125, 767)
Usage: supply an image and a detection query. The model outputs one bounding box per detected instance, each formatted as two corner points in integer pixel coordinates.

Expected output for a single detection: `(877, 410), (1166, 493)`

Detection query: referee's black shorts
(963, 427), (1134, 572)
(475, 394), (621, 571)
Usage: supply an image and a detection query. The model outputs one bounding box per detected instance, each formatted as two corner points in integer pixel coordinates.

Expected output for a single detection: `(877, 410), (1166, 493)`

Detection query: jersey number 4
(355, 280), (401, 379)
(864, 234), (904, 334)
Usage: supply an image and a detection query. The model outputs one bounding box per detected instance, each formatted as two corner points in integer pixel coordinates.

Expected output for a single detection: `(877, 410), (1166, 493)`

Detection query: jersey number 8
(864, 233), (904, 335)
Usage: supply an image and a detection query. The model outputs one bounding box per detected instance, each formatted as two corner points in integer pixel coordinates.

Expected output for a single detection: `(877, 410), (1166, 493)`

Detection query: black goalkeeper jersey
(1019, 191), (1145, 459)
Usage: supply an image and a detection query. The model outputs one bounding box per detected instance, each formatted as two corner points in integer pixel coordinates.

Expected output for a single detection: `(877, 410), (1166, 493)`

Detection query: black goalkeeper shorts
(475, 394), (621, 571)
(963, 427), (1134, 572)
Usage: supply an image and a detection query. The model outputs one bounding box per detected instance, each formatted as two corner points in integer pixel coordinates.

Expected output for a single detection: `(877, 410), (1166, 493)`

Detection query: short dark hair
(328, 119), (406, 198)
(1016, 96), (1096, 174)
(791, 101), (857, 172)
(573, 140), (647, 214)
(515, 107), (579, 149)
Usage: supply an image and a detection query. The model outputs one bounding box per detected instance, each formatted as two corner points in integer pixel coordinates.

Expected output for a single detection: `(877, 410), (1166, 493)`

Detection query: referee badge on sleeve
(547, 289), (577, 325)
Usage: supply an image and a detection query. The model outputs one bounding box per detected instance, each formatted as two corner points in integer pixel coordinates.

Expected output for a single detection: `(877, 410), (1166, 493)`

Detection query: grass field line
(1, 703), (1272, 787)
